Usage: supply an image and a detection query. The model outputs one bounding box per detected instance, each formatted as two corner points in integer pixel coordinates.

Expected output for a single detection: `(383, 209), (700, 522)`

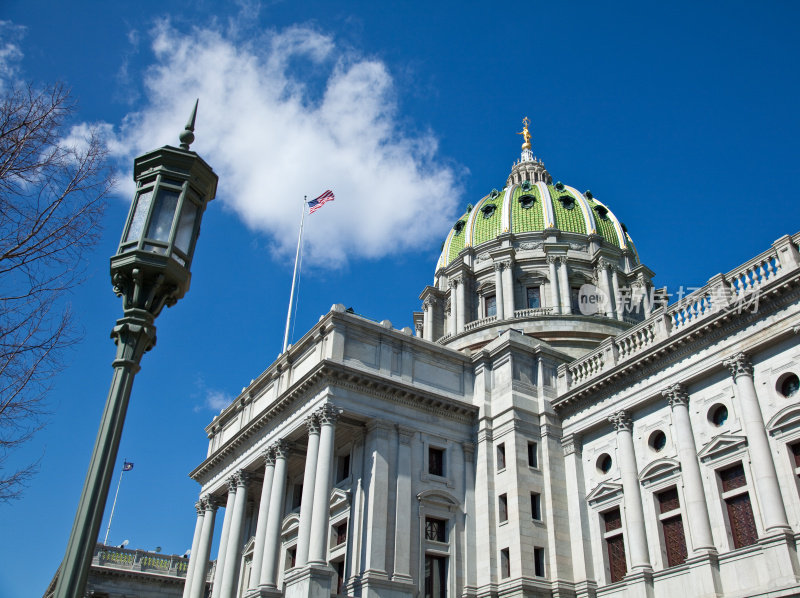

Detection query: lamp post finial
(179, 99), (199, 150)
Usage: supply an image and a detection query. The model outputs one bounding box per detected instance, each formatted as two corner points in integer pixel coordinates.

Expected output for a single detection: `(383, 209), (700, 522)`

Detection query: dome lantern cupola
(507, 117), (552, 187)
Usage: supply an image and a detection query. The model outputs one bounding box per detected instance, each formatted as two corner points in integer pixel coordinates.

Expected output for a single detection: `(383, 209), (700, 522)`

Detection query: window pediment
(638, 457), (681, 487)
(697, 433), (748, 464)
(767, 404), (800, 438)
(586, 481), (623, 507)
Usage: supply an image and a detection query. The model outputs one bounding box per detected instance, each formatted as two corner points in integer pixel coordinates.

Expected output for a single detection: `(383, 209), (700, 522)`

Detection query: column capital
(234, 469), (250, 487)
(724, 352), (753, 380)
(448, 275), (462, 288)
(200, 494), (219, 512)
(397, 425), (415, 444)
(195, 501), (205, 516)
(609, 410), (632, 432)
(271, 439), (291, 459)
(227, 475), (239, 493)
(562, 433), (582, 456)
(261, 446), (276, 466)
(316, 403), (342, 425)
(546, 254), (559, 265)
(305, 412), (321, 435)
(662, 383), (690, 408)
(422, 296), (437, 309)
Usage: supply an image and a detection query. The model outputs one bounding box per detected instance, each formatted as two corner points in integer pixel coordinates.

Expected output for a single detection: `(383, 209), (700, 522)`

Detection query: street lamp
(53, 102), (218, 598)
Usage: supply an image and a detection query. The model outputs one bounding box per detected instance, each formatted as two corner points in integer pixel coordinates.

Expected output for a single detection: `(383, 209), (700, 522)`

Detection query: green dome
(437, 180), (639, 271)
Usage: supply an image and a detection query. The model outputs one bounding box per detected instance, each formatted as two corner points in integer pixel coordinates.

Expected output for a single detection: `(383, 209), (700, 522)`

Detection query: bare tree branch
(0, 82), (114, 502)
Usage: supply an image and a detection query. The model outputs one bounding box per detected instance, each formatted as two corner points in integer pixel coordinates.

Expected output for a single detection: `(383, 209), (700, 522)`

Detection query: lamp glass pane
(124, 190), (153, 242)
(174, 200), (198, 254)
(145, 189), (180, 242)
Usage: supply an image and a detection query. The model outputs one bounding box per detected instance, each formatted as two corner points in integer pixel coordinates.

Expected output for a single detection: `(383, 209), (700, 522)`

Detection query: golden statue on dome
(517, 116), (532, 150)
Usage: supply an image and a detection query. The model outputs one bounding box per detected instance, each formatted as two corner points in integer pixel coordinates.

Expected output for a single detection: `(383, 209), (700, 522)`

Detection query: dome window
(585, 190), (593, 199)
(489, 189), (500, 199)
(594, 205), (609, 220)
(555, 181), (565, 191)
(481, 204), (497, 219)
(621, 222), (628, 233)
(520, 180), (533, 191)
(558, 195), (575, 211)
(518, 194), (536, 210)
(453, 220), (466, 235)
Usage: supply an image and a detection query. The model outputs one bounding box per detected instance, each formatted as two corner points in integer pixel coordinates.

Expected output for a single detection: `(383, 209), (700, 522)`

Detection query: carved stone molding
(201, 494), (219, 512)
(493, 261), (504, 272)
(518, 242), (543, 251)
(562, 434), (582, 456)
(724, 352), (753, 380)
(546, 255), (558, 265)
(271, 439), (291, 459)
(305, 412), (321, 435)
(662, 383), (689, 408)
(195, 500), (204, 516)
(261, 446), (276, 466)
(234, 469), (250, 487)
(316, 403), (342, 426)
(226, 475), (238, 493)
(397, 425), (415, 445)
(422, 296), (437, 309)
(608, 410), (632, 432)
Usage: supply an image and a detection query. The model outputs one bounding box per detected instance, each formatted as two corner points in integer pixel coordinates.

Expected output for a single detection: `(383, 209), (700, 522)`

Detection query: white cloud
(0, 21), (26, 91)
(108, 21), (462, 266)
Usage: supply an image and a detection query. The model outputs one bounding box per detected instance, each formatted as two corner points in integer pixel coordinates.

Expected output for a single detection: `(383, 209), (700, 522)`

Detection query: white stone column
(501, 259), (514, 317)
(558, 257), (571, 314)
(392, 427), (414, 582)
(662, 384), (715, 552)
(493, 262), (505, 320)
(462, 442), (477, 596)
(211, 477), (238, 598)
(548, 256), (561, 313)
(724, 353), (791, 531)
(260, 440), (290, 588)
(562, 435), (594, 595)
(189, 496), (218, 598)
(248, 449), (275, 590)
(596, 261), (612, 318)
(448, 279), (458, 337)
(456, 275), (466, 333)
(364, 419), (391, 575)
(422, 298), (433, 341)
(182, 501), (205, 598)
(309, 404), (341, 564)
(609, 410), (651, 570)
(219, 471), (250, 598)
(611, 267), (623, 320)
(296, 413), (321, 566)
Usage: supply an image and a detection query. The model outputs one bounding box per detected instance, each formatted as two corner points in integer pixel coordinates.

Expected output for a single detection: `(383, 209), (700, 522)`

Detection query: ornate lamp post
(54, 103), (218, 598)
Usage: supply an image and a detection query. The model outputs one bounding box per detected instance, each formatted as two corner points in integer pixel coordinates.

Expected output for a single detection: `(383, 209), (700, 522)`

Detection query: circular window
(597, 453), (613, 475)
(778, 373), (800, 398)
(649, 430), (667, 452)
(709, 404), (729, 427)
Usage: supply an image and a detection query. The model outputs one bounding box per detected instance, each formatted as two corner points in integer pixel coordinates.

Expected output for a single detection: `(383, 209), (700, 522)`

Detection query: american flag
(122, 461), (134, 472)
(307, 190), (334, 214)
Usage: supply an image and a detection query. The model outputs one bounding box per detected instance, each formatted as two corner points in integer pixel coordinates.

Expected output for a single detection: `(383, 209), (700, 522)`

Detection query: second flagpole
(283, 196), (307, 353)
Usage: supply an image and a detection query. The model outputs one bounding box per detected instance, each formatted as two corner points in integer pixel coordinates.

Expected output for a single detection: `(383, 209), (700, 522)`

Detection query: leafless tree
(0, 83), (114, 501)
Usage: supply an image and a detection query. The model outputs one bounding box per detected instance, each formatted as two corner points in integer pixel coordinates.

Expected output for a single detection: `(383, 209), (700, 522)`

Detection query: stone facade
(184, 144), (800, 598)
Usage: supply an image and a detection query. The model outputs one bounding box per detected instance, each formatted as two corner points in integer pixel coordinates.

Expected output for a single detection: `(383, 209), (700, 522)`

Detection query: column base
(284, 563), (334, 598)
(574, 580), (598, 598)
(759, 530), (800, 587)
(247, 586), (283, 598)
(685, 551), (722, 598)
(623, 568), (654, 598)
(348, 570), (415, 598)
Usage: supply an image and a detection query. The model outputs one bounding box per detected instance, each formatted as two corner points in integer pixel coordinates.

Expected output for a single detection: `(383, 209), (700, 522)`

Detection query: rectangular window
(533, 547), (545, 577)
(486, 294), (497, 317)
(292, 483), (303, 509)
(424, 555), (447, 598)
(336, 521), (348, 545)
(497, 443), (506, 470)
(500, 548), (510, 578)
(657, 487), (687, 567)
(531, 492), (541, 520)
(528, 442), (538, 468)
(335, 559), (345, 594)
(603, 508), (626, 583)
(790, 442), (800, 479)
(337, 454), (351, 482)
(429, 447), (445, 476)
(499, 493), (508, 523)
(425, 517), (447, 542)
(288, 547), (296, 569)
(719, 463), (758, 549)
(570, 287), (580, 314)
(527, 287), (541, 309)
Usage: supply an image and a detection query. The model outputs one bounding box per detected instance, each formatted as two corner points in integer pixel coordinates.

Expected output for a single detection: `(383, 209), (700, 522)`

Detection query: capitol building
(179, 122), (800, 598)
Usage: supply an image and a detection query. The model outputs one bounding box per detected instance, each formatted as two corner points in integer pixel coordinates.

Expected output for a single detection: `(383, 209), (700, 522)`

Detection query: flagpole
(283, 197), (307, 353)
(103, 461), (126, 546)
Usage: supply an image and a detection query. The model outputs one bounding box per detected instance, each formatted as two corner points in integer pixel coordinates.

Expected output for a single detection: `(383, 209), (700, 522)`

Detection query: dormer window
(489, 189), (500, 199)
(558, 195), (575, 210)
(453, 220), (465, 235)
(594, 205), (609, 220)
(481, 204), (497, 219)
(520, 180), (532, 191)
(518, 194), (536, 210)
(555, 181), (565, 191)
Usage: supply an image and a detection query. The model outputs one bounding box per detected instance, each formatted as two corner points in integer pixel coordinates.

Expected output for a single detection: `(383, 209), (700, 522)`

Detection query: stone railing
(559, 234), (800, 394)
(513, 307), (554, 318)
(464, 315), (497, 331)
(93, 544), (193, 578)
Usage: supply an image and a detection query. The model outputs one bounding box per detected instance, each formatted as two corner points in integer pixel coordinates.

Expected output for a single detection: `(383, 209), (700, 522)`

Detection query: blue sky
(1, 1), (799, 595)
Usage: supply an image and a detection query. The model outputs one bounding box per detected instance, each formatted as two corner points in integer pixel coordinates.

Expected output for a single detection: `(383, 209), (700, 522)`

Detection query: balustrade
(94, 545), (193, 578)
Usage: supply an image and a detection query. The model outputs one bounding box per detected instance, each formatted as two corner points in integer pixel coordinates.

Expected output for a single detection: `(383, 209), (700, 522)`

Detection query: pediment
(281, 512), (300, 535)
(586, 481), (623, 507)
(242, 535), (255, 556)
(418, 488), (460, 511)
(639, 458), (681, 487)
(697, 433), (747, 463)
(330, 487), (351, 513)
(767, 404), (800, 437)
